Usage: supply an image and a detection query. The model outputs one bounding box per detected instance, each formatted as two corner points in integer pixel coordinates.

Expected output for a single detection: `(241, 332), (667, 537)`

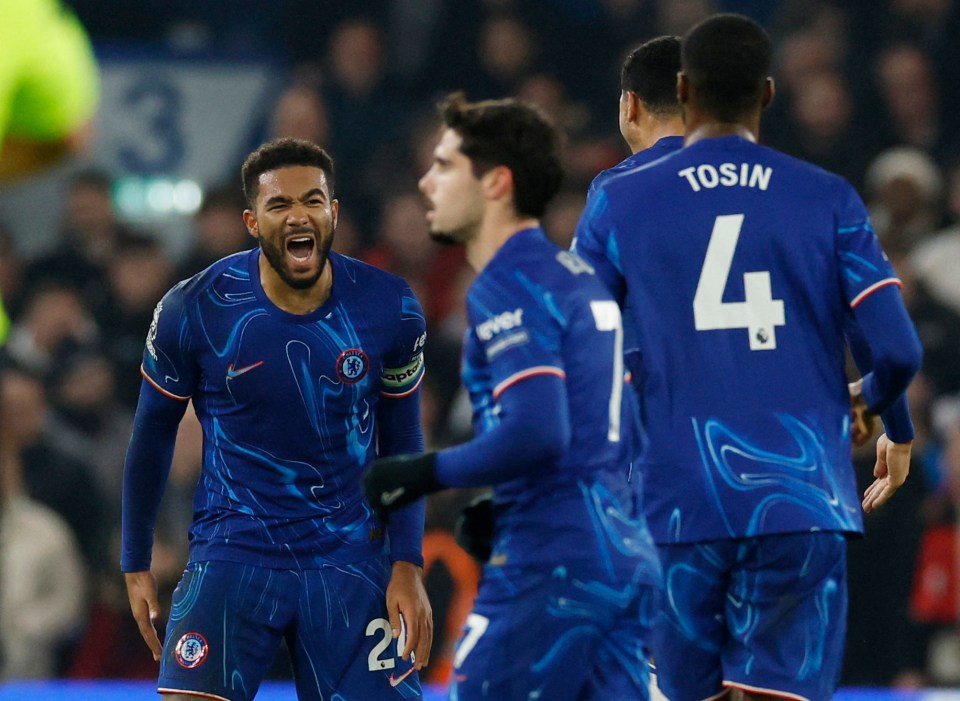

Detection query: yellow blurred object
(0, 0), (100, 180)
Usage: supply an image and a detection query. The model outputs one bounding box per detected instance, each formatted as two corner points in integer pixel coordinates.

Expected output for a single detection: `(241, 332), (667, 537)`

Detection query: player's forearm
(120, 381), (187, 572)
(851, 287), (922, 416)
(377, 390), (426, 564)
(435, 374), (570, 488)
(385, 498), (426, 567)
(376, 390), (424, 457)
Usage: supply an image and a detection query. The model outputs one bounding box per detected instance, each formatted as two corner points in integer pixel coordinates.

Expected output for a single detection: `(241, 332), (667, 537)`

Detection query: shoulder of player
(165, 250), (252, 304)
(332, 251), (413, 293)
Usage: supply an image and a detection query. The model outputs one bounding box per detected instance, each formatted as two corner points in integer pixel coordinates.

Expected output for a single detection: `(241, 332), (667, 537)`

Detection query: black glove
(455, 492), (495, 563)
(363, 452), (442, 520)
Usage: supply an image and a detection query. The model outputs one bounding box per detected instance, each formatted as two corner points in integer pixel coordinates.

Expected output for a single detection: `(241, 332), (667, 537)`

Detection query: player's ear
(677, 72), (689, 106)
(761, 77), (775, 110)
(482, 165), (513, 202)
(619, 90), (638, 124)
(242, 209), (259, 239)
(330, 199), (340, 229)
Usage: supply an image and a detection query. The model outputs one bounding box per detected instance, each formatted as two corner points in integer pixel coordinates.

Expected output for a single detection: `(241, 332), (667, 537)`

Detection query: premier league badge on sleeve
(336, 348), (370, 384)
(175, 632), (209, 668)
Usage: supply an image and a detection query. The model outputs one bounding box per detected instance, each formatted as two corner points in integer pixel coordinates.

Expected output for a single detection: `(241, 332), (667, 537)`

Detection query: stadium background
(2, 0), (960, 696)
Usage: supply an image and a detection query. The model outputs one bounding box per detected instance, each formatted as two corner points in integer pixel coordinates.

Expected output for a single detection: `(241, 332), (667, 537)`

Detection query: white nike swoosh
(381, 487), (405, 506)
(389, 665), (416, 687)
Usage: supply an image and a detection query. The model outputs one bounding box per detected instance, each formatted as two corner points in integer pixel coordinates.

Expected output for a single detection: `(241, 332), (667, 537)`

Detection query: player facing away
(573, 14), (922, 701)
(363, 94), (662, 701)
(121, 138), (432, 701)
(587, 35), (685, 199)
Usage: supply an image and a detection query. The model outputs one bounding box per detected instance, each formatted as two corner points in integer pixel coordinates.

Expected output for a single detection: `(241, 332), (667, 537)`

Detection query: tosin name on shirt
(678, 163), (773, 192)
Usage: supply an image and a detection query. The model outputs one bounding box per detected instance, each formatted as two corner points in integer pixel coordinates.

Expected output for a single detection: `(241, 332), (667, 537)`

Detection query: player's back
(586, 135), (896, 542)
(463, 228), (655, 572)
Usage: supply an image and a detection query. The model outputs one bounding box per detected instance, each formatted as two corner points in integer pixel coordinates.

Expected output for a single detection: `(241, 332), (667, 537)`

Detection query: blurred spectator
(885, 251), (960, 398)
(0, 363), (107, 573)
(2, 282), (97, 378)
(96, 237), (174, 409)
(910, 160), (960, 317)
(471, 14), (540, 100)
(268, 74), (330, 145)
(26, 168), (152, 308)
(322, 19), (406, 241)
(175, 183), (252, 281)
(865, 146), (944, 251)
(874, 42), (960, 162)
(766, 69), (885, 192)
(363, 192), (465, 325)
(43, 344), (134, 523)
(909, 396), (960, 685)
(0, 363), (86, 680)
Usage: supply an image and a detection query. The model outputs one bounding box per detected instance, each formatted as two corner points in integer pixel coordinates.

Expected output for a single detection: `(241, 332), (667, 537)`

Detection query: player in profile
(121, 138), (432, 700)
(363, 93), (662, 701)
(588, 35), (685, 199)
(573, 14), (922, 701)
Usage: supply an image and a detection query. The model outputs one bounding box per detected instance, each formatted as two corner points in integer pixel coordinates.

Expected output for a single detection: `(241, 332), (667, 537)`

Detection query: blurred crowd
(2, 0), (960, 690)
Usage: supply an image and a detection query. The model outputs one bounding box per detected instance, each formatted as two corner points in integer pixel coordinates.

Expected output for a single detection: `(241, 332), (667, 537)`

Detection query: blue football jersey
(461, 227), (659, 576)
(141, 249), (426, 568)
(574, 135), (904, 544)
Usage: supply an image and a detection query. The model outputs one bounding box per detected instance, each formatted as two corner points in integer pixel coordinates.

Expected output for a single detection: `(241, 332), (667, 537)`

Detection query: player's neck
(684, 119), (759, 147)
(259, 257), (333, 315)
(466, 212), (539, 272)
(630, 116), (684, 154)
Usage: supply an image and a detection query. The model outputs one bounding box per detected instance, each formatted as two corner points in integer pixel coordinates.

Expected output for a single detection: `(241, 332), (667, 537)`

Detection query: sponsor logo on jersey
(381, 353), (424, 388)
(174, 632), (209, 669)
(476, 308), (524, 341)
(336, 348), (369, 384)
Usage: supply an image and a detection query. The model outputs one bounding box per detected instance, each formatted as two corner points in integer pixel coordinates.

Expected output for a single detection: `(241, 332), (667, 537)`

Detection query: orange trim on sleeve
(140, 366), (191, 401)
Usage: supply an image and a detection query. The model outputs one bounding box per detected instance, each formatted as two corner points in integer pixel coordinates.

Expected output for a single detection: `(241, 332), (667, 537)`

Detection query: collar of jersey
(247, 248), (339, 324)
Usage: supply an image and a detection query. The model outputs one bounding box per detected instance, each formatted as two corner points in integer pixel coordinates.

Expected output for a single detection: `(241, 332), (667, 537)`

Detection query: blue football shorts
(157, 557), (421, 701)
(653, 532), (848, 701)
(449, 561), (659, 701)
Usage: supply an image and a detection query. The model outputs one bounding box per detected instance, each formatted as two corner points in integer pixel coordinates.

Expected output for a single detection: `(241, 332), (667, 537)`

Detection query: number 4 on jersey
(693, 214), (785, 350)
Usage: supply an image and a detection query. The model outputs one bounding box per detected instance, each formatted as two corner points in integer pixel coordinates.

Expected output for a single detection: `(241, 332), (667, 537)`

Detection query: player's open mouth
(286, 234), (316, 263)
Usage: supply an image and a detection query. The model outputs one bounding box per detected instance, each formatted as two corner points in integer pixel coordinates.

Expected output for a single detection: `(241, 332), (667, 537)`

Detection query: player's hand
(124, 570), (163, 661)
(848, 379), (876, 447)
(363, 452), (442, 520)
(386, 560), (433, 671)
(862, 433), (912, 512)
(455, 492), (495, 563)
